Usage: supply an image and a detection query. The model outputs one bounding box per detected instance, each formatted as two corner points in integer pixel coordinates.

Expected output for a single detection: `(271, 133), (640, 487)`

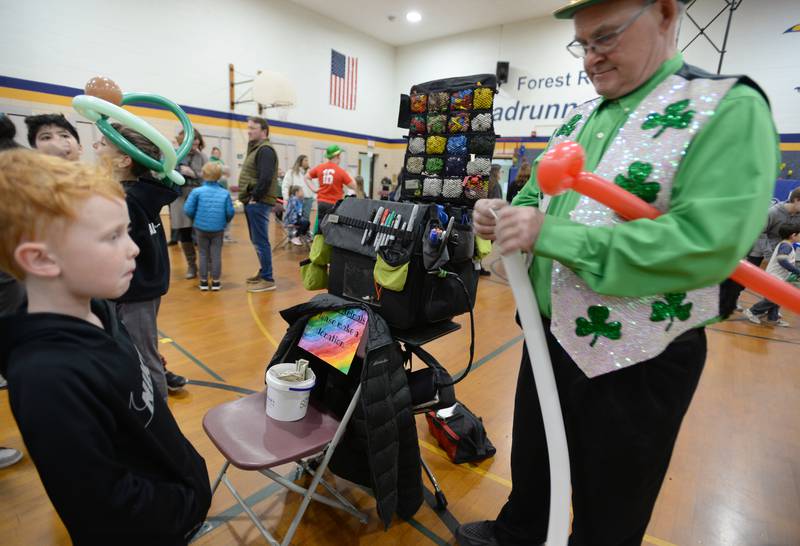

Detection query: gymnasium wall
(0, 0), (400, 137)
(0, 0), (408, 191)
(1, 0), (798, 185)
(394, 0), (800, 175)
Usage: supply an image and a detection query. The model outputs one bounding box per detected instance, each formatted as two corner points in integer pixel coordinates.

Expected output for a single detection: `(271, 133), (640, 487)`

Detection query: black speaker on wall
(496, 61), (509, 86)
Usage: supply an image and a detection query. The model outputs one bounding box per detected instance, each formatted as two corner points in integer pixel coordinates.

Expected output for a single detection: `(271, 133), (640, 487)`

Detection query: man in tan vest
(239, 116), (280, 292)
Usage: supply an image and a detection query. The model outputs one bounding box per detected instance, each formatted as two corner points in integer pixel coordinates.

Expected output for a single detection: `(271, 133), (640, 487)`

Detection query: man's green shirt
(512, 53), (780, 317)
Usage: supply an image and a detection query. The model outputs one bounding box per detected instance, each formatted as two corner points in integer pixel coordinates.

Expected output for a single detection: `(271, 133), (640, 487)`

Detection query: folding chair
(203, 386), (368, 545)
(273, 219), (293, 252)
(273, 201), (310, 252)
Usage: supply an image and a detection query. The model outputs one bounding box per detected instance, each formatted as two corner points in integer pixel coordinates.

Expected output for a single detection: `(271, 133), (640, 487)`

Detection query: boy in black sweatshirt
(93, 122), (184, 399)
(0, 149), (211, 545)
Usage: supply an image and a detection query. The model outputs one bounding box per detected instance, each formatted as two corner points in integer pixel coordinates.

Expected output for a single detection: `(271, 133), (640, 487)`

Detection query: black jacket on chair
(267, 294), (423, 528)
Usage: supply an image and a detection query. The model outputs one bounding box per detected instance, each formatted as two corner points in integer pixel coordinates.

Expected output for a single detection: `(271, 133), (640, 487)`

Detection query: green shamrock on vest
(614, 161), (661, 203)
(555, 114), (582, 138)
(650, 293), (693, 331)
(641, 99), (695, 138)
(575, 305), (622, 347)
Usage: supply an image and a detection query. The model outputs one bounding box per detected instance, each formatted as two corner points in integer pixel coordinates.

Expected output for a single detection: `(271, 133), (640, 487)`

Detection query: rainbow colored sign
(298, 308), (368, 375)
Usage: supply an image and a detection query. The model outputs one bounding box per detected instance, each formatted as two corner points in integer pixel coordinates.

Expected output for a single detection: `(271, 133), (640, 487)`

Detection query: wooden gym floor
(1, 213), (798, 545)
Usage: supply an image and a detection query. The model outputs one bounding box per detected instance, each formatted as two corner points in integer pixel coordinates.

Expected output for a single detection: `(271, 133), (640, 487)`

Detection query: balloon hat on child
(72, 76), (194, 186)
(537, 141), (800, 315)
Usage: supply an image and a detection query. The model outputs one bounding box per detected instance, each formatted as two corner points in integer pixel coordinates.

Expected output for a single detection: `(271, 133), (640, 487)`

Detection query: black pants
(731, 255), (764, 300)
(317, 201), (334, 225)
(176, 227), (193, 243)
(494, 322), (706, 546)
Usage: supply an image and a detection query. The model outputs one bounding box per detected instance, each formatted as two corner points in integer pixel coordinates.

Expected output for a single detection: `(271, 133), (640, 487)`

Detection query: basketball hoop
(253, 71), (296, 109)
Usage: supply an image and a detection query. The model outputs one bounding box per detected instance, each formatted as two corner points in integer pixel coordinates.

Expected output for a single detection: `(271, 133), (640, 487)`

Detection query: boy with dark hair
(24, 113), (82, 161)
(744, 223), (800, 327)
(0, 149), (211, 545)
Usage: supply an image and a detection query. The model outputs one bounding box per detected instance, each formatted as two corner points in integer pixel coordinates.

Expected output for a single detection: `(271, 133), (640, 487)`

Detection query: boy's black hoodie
(116, 177), (178, 303)
(0, 299), (211, 545)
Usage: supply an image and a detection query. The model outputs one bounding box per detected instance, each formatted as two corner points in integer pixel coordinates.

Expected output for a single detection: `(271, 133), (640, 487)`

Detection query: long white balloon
(501, 250), (571, 545)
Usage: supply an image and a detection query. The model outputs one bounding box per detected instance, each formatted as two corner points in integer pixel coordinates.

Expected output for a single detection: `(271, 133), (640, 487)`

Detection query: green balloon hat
(73, 76), (194, 186)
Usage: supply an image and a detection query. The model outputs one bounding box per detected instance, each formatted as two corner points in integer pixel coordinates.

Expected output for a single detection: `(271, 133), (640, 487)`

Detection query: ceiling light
(406, 11), (422, 23)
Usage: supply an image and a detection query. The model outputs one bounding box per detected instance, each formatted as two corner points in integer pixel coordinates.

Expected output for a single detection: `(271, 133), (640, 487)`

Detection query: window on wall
(269, 140), (296, 177)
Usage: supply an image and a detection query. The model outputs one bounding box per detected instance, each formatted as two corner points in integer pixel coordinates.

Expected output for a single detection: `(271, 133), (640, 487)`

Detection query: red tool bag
(425, 402), (496, 464)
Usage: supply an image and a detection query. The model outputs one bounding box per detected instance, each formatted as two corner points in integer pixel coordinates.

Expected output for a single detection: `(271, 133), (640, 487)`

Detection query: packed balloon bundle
(400, 75), (498, 206)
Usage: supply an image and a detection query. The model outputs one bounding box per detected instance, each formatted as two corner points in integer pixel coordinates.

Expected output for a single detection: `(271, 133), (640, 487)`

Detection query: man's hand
(495, 206), (545, 255)
(473, 198), (508, 240)
(179, 165), (195, 177)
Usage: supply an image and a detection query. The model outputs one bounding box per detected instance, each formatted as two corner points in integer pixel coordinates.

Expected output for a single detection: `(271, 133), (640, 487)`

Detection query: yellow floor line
(158, 337), (173, 344)
(247, 292), (279, 347)
(643, 536), (678, 546)
(419, 439), (678, 546)
(418, 439), (513, 488)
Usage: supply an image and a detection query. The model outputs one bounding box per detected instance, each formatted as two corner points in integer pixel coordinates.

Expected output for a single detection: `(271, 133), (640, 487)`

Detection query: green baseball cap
(554, 0), (688, 20)
(325, 144), (343, 159)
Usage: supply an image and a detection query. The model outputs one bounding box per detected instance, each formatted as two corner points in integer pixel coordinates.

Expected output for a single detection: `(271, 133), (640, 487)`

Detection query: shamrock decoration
(555, 114), (582, 138)
(575, 305), (622, 347)
(614, 161), (661, 203)
(641, 99), (695, 138)
(650, 293), (693, 331)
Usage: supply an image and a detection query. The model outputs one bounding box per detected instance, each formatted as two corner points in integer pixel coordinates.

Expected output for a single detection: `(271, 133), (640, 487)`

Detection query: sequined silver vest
(546, 74), (737, 378)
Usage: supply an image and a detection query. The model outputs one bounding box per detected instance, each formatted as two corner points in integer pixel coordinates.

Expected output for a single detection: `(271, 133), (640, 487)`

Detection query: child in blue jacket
(285, 186), (310, 245)
(184, 163), (234, 290)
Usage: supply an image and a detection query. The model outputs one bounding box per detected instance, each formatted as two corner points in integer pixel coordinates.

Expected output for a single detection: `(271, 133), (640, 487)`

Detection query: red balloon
(576, 173), (661, 221)
(537, 141), (585, 196)
(537, 141), (800, 315)
(730, 261), (800, 315)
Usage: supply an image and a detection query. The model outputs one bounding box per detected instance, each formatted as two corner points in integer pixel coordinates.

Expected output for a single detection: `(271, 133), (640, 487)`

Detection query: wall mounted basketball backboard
(228, 65), (296, 113)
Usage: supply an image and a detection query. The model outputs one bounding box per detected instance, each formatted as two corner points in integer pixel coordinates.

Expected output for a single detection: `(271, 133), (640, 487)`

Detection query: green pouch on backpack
(475, 236), (492, 260)
(374, 254), (409, 292)
(300, 259), (328, 291)
(374, 243), (412, 292)
(309, 234), (332, 266)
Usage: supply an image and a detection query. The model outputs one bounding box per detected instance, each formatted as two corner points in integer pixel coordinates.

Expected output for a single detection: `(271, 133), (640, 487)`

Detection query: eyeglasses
(566, 0), (655, 59)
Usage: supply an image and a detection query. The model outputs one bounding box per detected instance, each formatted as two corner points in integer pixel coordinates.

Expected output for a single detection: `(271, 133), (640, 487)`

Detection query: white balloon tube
(501, 251), (571, 546)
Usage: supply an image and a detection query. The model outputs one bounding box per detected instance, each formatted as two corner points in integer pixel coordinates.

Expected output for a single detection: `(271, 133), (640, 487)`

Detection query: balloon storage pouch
(410, 93), (428, 113)
(397, 74), (498, 207)
(408, 136), (425, 155)
(428, 92), (450, 112)
(427, 115), (447, 135)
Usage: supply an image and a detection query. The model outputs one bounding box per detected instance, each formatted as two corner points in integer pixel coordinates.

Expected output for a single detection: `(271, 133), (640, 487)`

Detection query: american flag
(330, 49), (358, 110)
